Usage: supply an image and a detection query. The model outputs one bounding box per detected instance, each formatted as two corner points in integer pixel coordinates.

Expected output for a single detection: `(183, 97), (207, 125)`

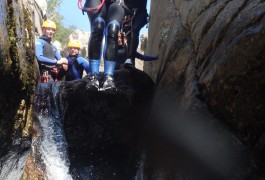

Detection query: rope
(121, 8), (137, 35)
(78, 0), (105, 12)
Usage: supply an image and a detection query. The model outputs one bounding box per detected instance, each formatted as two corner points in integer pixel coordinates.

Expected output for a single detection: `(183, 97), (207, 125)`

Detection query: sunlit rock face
(53, 40), (62, 51)
(145, 0), (265, 178)
(135, 34), (149, 71)
(34, 0), (47, 35)
(0, 0), (36, 158)
(34, 0), (47, 16)
(69, 29), (90, 57)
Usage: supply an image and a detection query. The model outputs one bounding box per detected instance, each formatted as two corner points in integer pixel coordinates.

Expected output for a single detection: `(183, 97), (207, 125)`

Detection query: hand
(57, 58), (68, 65)
(57, 58), (68, 71)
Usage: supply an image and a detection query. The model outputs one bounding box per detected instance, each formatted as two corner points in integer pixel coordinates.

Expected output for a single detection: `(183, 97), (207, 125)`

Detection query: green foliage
(46, 0), (76, 48)
(54, 23), (76, 48)
(46, 0), (62, 19)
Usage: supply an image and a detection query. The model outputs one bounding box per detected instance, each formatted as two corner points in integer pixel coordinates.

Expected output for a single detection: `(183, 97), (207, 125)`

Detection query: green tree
(46, 0), (76, 48)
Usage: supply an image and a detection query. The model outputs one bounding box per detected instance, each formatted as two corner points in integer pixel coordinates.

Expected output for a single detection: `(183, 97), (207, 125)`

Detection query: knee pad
(106, 20), (120, 39)
(104, 20), (120, 60)
(92, 17), (105, 35)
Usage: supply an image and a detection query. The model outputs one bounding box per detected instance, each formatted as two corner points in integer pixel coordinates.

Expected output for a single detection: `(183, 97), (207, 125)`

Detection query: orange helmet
(68, 40), (81, 49)
(42, 20), (57, 30)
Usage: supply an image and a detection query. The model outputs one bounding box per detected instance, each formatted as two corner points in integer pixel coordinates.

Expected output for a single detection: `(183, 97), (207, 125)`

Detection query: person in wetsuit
(116, 31), (158, 69)
(35, 20), (68, 82)
(83, 0), (125, 91)
(65, 40), (90, 81)
(122, 0), (149, 67)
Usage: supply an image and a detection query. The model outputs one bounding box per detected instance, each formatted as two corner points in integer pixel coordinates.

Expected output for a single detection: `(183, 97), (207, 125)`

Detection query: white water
(37, 83), (72, 180)
(0, 116), (72, 180)
(134, 151), (146, 180)
(38, 115), (72, 180)
(1, 82), (143, 179)
(0, 151), (29, 180)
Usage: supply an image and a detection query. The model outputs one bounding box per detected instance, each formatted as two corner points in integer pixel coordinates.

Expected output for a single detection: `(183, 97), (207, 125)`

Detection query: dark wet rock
(27, 68), (154, 179)
(144, 0), (265, 179)
(0, 0), (36, 159)
(61, 69), (154, 179)
(1, 0), (265, 179)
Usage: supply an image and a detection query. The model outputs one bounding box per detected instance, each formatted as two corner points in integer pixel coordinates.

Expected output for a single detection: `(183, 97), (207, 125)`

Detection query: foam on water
(0, 151), (29, 180)
(39, 116), (72, 180)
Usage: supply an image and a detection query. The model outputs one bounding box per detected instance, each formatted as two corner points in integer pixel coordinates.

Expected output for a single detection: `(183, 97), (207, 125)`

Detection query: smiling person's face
(68, 47), (80, 56)
(42, 27), (56, 38)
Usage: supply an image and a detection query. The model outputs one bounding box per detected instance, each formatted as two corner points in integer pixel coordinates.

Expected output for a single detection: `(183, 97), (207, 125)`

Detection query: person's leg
(127, 12), (147, 66)
(102, 3), (125, 90)
(85, 0), (106, 89)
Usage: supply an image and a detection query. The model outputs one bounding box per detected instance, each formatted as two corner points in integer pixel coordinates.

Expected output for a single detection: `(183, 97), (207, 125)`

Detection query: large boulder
(145, 0), (265, 179)
(21, 68), (154, 179)
(0, 0), (36, 158)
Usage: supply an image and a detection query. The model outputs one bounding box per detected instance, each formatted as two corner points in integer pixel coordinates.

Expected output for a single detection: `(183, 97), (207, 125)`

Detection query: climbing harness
(51, 67), (59, 82)
(121, 15), (133, 36)
(121, 9), (137, 36)
(78, 0), (105, 14)
(38, 65), (60, 82)
(42, 70), (50, 82)
(120, 31), (126, 46)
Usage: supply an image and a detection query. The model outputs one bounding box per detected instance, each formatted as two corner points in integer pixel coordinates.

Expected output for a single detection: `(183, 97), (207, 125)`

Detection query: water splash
(38, 116), (72, 180)
(0, 150), (29, 180)
(34, 82), (72, 180)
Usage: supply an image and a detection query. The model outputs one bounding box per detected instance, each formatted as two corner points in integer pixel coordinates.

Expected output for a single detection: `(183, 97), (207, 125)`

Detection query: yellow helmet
(42, 20), (56, 30)
(68, 40), (81, 49)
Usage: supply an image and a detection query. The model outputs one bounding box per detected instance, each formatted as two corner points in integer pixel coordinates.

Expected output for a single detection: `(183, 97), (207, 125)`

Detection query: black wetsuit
(116, 44), (158, 70)
(124, 0), (148, 65)
(85, 0), (125, 76)
(65, 54), (90, 81)
(35, 35), (65, 81)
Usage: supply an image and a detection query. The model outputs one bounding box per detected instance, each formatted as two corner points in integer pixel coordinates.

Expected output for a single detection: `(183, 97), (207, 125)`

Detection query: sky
(59, 0), (151, 35)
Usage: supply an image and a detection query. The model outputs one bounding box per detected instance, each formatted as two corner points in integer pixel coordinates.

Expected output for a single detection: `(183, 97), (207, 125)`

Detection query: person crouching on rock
(65, 40), (90, 81)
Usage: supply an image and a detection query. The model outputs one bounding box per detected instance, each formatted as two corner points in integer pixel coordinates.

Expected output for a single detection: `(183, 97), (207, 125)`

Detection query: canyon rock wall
(145, 0), (265, 178)
(0, 0), (42, 158)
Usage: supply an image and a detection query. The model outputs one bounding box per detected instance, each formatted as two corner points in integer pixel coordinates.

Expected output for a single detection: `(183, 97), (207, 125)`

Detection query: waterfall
(0, 148), (29, 180)
(33, 82), (72, 180)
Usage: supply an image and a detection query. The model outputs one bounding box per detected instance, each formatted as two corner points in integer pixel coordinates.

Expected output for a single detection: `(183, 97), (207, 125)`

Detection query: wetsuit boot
(102, 75), (116, 91)
(102, 60), (116, 91)
(86, 59), (100, 90)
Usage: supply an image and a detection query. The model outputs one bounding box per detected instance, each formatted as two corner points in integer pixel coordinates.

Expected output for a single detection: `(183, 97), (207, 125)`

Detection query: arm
(52, 45), (68, 67)
(77, 56), (90, 74)
(135, 51), (158, 61)
(35, 39), (57, 65)
(54, 45), (62, 60)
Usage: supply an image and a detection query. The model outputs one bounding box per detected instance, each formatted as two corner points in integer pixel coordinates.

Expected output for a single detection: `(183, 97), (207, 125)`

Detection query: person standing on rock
(121, 0), (149, 67)
(65, 40), (90, 81)
(35, 20), (68, 82)
(80, 0), (125, 91)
